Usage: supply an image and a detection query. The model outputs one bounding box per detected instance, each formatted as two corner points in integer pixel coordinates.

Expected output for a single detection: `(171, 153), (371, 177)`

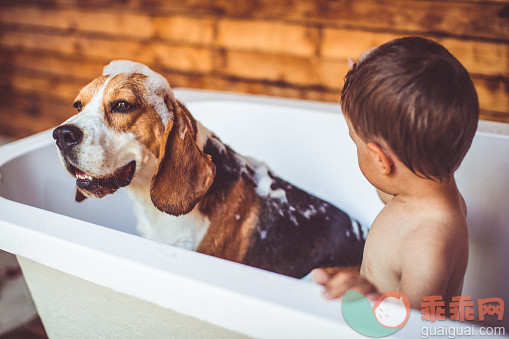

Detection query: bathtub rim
(0, 88), (503, 338)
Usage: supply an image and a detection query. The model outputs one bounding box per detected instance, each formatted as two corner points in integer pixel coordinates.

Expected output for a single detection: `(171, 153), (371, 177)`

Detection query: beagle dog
(53, 60), (367, 278)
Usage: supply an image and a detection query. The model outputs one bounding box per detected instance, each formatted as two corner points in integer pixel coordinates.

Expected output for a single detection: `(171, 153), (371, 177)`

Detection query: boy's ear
(367, 142), (394, 175)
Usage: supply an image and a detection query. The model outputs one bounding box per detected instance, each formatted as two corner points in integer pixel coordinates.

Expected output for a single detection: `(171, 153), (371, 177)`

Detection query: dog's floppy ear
(150, 98), (215, 216)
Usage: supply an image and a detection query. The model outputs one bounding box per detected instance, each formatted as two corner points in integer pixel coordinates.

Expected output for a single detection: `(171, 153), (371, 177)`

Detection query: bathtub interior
(0, 93), (508, 331)
(0, 144), (138, 235)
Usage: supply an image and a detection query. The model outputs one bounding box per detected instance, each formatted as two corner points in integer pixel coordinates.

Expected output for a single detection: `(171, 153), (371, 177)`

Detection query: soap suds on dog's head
(103, 60), (174, 126)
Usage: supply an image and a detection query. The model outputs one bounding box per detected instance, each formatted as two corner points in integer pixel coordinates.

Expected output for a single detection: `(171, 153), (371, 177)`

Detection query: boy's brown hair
(341, 37), (479, 180)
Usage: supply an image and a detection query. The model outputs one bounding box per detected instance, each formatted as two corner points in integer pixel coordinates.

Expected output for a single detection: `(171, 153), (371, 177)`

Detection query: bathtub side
(17, 257), (245, 339)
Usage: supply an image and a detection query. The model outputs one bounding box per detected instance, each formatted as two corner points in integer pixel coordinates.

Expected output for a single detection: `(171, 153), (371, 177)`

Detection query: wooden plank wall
(0, 0), (508, 138)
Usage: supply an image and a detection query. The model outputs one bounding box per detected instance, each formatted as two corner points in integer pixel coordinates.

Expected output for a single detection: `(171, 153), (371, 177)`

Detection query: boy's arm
(314, 227), (455, 308)
(314, 247), (451, 308)
(399, 229), (453, 308)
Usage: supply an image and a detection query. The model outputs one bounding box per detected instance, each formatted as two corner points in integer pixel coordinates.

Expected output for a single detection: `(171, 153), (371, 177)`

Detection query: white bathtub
(0, 89), (507, 338)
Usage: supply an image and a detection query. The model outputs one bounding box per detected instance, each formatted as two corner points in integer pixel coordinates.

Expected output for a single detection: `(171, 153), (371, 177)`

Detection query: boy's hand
(312, 267), (380, 301)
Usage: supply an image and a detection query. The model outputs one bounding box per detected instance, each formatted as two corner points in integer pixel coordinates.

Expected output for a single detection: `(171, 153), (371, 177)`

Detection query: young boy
(313, 37), (479, 308)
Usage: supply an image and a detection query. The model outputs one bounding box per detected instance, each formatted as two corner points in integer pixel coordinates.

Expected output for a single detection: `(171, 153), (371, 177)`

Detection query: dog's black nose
(53, 125), (83, 152)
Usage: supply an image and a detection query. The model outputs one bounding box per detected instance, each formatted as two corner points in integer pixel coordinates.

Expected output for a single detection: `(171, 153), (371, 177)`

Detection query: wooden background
(0, 0), (508, 139)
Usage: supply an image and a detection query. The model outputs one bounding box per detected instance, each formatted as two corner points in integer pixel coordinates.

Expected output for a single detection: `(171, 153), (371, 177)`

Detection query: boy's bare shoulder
(374, 194), (468, 268)
(404, 214), (467, 251)
(403, 198), (467, 244)
(400, 201), (469, 273)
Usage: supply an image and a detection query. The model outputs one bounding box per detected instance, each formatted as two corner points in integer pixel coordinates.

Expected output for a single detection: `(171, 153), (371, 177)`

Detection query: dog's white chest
(127, 185), (210, 251)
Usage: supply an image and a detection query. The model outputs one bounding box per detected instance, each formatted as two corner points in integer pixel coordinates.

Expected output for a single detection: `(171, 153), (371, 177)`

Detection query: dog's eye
(112, 100), (133, 113)
(73, 101), (83, 112)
